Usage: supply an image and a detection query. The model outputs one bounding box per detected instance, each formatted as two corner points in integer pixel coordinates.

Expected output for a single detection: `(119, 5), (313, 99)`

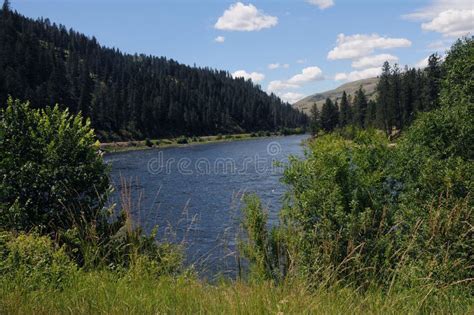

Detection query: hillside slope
(0, 6), (307, 140)
(294, 77), (379, 114)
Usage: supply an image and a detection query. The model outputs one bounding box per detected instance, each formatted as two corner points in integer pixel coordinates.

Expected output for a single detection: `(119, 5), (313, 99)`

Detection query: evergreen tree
(320, 98), (339, 132)
(0, 6), (308, 140)
(366, 99), (377, 127)
(353, 87), (368, 128)
(376, 62), (392, 135)
(310, 103), (320, 135)
(390, 64), (403, 130)
(423, 53), (442, 110)
(338, 91), (351, 127)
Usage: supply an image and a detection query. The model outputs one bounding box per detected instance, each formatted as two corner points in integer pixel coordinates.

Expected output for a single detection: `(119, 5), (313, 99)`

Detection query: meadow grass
(1, 270), (472, 315)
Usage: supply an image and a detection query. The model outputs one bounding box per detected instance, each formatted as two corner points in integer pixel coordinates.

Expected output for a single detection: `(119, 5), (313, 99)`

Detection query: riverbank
(100, 131), (306, 153)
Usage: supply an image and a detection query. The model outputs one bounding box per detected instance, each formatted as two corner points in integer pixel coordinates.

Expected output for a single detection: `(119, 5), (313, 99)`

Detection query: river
(104, 134), (308, 277)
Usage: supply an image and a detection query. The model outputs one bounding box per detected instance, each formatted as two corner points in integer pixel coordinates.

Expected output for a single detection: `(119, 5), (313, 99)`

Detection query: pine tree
(339, 90), (351, 127)
(353, 87), (368, 128)
(424, 53), (442, 110)
(366, 99), (377, 127)
(310, 103), (320, 135)
(321, 98), (339, 132)
(391, 64), (403, 130)
(376, 62), (392, 135)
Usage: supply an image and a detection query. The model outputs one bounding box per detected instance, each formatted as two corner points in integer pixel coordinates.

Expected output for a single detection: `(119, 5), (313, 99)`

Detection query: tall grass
(1, 271), (472, 314)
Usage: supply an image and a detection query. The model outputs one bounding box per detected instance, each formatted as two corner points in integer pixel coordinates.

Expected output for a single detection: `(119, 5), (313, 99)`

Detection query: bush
(216, 134), (223, 140)
(176, 136), (188, 144)
(279, 130), (396, 285)
(0, 231), (77, 290)
(0, 98), (110, 233)
(145, 138), (153, 147)
(240, 194), (281, 282)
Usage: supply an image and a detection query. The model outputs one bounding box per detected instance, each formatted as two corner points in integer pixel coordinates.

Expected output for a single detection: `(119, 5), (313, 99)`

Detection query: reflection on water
(105, 135), (308, 277)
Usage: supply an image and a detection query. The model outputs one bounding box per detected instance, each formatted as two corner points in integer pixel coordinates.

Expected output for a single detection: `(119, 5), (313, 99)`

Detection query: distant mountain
(0, 5), (307, 141)
(294, 78), (379, 114)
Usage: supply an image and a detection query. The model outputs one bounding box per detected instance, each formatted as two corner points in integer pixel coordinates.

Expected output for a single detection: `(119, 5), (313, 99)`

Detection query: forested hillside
(309, 53), (445, 135)
(0, 3), (307, 140)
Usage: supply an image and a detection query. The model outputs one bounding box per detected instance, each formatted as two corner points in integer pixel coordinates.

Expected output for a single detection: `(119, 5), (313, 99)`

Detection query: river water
(104, 134), (308, 277)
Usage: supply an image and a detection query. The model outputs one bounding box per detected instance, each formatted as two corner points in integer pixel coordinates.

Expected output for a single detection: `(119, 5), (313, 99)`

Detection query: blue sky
(13, 0), (473, 103)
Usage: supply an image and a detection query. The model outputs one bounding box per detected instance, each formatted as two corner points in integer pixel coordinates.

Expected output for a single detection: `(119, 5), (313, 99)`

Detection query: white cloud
(334, 67), (381, 82)
(215, 2), (278, 31)
(232, 70), (265, 82)
(422, 9), (473, 37)
(287, 66), (324, 85)
(267, 80), (299, 93)
(306, 0), (334, 10)
(403, 0), (472, 20)
(352, 54), (399, 69)
(404, 0), (473, 37)
(268, 67), (323, 92)
(268, 63), (290, 70)
(214, 36), (225, 43)
(279, 92), (305, 104)
(327, 33), (412, 60)
(296, 59), (307, 64)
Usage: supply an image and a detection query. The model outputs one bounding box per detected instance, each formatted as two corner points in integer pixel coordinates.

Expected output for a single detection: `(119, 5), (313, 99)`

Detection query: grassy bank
(100, 130), (306, 153)
(1, 271), (471, 314)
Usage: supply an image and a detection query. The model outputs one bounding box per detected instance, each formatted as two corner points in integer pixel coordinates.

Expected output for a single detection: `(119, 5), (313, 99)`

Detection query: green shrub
(0, 98), (110, 233)
(279, 129), (396, 285)
(216, 134), (223, 140)
(240, 194), (281, 282)
(176, 136), (188, 144)
(0, 231), (77, 290)
(145, 138), (153, 147)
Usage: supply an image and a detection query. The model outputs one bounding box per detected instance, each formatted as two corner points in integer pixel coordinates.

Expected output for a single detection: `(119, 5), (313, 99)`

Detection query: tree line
(0, 2), (308, 141)
(310, 54), (443, 135)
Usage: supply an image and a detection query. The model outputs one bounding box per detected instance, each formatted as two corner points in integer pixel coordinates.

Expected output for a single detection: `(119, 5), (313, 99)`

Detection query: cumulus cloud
(404, 0), (473, 37)
(327, 33), (412, 60)
(352, 54), (399, 69)
(268, 66), (323, 93)
(287, 66), (324, 84)
(279, 92), (305, 104)
(306, 0), (334, 10)
(334, 67), (381, 82)
(421, 9), (473, 37)
(214, 36), (225, 43)
(215, 2), (278, 31)
(268, 63), (290, 70)
(232, 70), (265, 82)
(267, 80), (299, 93)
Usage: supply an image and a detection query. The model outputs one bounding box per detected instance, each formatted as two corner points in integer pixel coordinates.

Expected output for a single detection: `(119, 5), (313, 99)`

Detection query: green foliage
(280, 130), (396, 285)
(145, 138), (153, 147)
(239, 39), (473, 293)
(176, 136), (188, 144)
(320, 98), (339, 132)
(240, 194), (282, 282)
(0, 231), (77, 290)
(0, 98), (110, 233)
